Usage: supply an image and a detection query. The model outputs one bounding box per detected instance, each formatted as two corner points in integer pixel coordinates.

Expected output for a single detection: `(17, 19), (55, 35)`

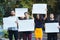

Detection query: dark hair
(36, 14), (43, 22)
(11, 9), (15, 12)
(10, 10), (15, 16)
(24, 12), (29, 15)
(50, 13), (54, 15)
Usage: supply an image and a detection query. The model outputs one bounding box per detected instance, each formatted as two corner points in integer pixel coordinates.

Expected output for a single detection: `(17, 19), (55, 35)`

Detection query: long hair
(24, 12), (30, 15)
(36, 14), (43, 22)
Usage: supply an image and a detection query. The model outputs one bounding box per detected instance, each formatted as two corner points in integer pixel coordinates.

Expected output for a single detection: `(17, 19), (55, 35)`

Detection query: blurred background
(0, 0), (60, 40)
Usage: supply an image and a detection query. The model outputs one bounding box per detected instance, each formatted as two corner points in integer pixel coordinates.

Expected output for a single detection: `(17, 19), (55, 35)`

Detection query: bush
(3, 30), (8, 38)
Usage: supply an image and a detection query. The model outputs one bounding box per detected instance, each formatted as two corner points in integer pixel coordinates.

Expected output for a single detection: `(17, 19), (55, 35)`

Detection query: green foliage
(0, 0), (57, 25)
(0, 0), (58, 38)
(0, 6), (3, 25)
(3, 30), (8, 38)
(0, 0), (56, 13)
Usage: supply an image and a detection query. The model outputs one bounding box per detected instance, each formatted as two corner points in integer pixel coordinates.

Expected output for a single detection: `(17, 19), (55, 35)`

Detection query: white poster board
(3, 16), (17, 30)
(32, 4), (47, 14)
(18, 19), (35, 32)
(15, 8), (28, 17)
(45, 23), (59, 33)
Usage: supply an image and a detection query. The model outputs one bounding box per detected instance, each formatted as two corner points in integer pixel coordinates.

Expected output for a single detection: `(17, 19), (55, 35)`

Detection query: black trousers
(18, 32), (23, 40)
(8, 30), (18, 40)
(47, 33), (57, 40)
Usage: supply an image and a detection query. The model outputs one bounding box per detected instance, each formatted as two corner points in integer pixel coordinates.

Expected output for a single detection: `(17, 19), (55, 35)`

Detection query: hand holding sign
(45, 23), (59, 33)
(3, 16), (17, 30)
(18, 19), (35, 32)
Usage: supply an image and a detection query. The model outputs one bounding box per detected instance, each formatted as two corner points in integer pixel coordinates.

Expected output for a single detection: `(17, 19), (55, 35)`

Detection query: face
(36, 14), (40, 19)
(50, 14), (54, 19)
(11, 11), (15, 16)
(24, 13), (29, 17)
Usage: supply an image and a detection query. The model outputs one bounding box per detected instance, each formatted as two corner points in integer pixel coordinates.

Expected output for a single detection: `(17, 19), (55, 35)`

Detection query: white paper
(3, 16), (17, 30)
(32, 4), (47, 14)
(45, 23), (59, 33)
(18, 19), (35, 32)
(15, 8), (28, 17)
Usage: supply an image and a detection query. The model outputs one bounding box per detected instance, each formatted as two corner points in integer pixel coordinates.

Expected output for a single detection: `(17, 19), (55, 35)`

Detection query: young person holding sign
(18, 16), (24, 40)
(8, 10), (18, 40)
(22, 12), (33, 40)
(34, 14), (47, 40)
(45, 13), (58, 40)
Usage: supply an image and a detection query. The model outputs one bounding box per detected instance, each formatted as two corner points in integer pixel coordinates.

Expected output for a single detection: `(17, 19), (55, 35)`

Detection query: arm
(58, 26), (60, 28)
(15, 20), (18, 28)
(44, 14), (47, 20)
(15, 17), (19, 28)
(31, 14), (34, 19)
(44, 9), (48, 20)
(58, 21), (60, 28)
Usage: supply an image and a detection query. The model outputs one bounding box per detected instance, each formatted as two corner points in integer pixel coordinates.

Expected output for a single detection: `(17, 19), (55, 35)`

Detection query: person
(45, 13), (58, 40)
(34, 14), (47, 40)
(8, 10), (18, 40)
(22, 12), (33, 40)
(18, 17), (24, 40)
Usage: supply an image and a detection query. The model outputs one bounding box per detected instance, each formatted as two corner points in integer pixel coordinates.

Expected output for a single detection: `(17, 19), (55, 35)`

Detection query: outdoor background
(0, 0), (60, 39)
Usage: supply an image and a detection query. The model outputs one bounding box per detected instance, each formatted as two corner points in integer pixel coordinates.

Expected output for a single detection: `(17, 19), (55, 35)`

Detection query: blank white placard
(45, 23), (59, 33)
(15, 8), (28, 17)
(32, 4), (47, 14)
(18, 19), (35, 32)
(3, 16), (17, 30)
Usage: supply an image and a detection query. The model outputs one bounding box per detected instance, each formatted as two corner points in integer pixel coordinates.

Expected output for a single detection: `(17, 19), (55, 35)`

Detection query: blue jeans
(8, 30), (18, 40)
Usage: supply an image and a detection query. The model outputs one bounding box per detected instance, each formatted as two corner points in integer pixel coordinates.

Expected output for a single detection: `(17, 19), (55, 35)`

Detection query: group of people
(6, 10), (60, 40)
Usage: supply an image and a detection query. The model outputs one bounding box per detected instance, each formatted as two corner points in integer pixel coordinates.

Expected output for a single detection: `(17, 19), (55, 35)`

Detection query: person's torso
(35, 19), (44, 28)
(45, 19), (58, 23)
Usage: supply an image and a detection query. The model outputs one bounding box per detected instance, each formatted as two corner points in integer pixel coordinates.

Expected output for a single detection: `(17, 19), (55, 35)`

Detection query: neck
(50, 18), (54, 20)
(11, 15), (15, 16)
